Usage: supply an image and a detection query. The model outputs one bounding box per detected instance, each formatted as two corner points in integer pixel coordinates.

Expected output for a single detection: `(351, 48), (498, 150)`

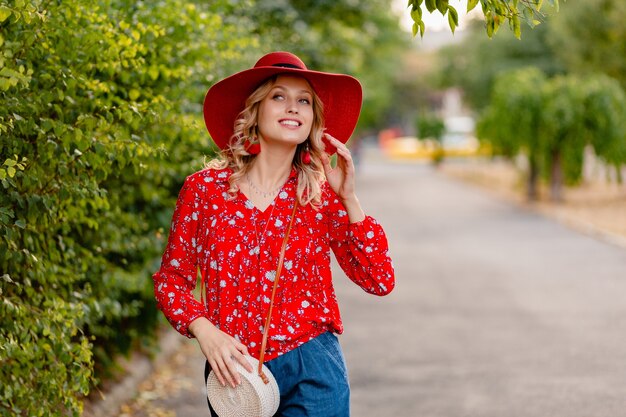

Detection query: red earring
(301, 144), (311, 164)
(244, 137), (261, 155)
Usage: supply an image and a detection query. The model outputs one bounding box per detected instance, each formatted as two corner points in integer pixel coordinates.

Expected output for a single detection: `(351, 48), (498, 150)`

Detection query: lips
(279, 119), (302, 127)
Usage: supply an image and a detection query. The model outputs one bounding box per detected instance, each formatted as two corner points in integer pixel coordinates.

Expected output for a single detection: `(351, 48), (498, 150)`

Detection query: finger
(208, 358), (227, 387)
(233, 342), (253, 371)
(233, 349), (253, 373)
(324, 133), (349, 152)
(336, 148), (354, 173)
(336, 148), (352, 166)
(216, 355), (237, 388)
(237, 341), (250, 356)
(324, 132), (339, 143)
(224, 354), (243, 387)
(320, 152), (333, 174)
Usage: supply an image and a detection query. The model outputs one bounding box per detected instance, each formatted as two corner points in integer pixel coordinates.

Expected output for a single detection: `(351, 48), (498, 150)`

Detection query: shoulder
(185, 167), (232, 190)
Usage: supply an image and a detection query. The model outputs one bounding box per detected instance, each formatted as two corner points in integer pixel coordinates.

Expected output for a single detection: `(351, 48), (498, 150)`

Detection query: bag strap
(257, 201), (298, 383)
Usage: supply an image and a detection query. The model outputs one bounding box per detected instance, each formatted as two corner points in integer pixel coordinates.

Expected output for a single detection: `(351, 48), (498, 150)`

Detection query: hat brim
(203, 66), (362, 154)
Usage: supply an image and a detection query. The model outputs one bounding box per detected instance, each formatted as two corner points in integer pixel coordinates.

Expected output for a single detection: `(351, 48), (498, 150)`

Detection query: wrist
(341, 195), (365, 223)
(189, 316), (214, 338)
(340, 194), (359, 206)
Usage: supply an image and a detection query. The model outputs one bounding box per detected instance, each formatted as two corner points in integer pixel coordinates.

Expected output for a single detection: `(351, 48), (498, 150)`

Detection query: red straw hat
(203, 51), (362, 153)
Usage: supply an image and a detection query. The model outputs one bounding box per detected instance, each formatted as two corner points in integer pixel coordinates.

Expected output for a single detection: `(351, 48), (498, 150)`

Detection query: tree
(406, 0), (564, 38)
(476, 67), (547, 199)
(437, 19), (565, 110)
(548, 0), (626, 91)
(416, 112), (446, 164)
(478, 69), (626, 201)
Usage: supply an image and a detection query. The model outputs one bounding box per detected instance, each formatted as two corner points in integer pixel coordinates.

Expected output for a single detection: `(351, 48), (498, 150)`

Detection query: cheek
(304, 108), (315, 127)
(257, 104), (273, 129)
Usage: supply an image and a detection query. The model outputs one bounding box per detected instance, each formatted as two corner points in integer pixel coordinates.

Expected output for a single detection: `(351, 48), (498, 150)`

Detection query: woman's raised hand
(321, 133), (365, 223)
(321, 133), (356, 201)
(189, 317), (253, 388)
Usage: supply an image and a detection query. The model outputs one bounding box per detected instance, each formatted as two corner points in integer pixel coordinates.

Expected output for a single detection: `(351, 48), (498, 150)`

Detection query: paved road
(123, 157), (626, 417)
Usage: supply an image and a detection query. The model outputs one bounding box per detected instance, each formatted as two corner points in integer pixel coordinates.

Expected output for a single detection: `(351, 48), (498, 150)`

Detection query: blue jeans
(205, 331), (350, 416)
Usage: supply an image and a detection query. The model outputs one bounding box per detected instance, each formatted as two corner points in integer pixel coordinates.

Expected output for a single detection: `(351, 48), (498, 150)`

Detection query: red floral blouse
(152, 167), (395, 361)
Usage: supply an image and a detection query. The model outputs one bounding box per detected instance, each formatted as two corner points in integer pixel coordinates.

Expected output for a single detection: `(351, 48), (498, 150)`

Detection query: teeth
(280, 120), (300, 126)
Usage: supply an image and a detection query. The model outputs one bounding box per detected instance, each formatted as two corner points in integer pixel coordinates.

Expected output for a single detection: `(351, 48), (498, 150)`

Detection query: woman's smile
(257, 75), (314, 146)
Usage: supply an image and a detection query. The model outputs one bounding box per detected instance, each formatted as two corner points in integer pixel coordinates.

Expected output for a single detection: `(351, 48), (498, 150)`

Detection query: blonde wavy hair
(206, 75), (327, 208)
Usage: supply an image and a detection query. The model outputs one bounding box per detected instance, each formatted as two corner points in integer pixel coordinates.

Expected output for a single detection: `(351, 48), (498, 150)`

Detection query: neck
(248, 145), (296, 189)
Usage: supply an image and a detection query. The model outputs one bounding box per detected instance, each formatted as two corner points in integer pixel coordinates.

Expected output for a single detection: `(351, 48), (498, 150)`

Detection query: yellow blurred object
(384, 136), (490, 160)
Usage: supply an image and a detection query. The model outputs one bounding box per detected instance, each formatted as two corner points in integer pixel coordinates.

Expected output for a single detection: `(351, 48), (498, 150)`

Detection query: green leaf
(15, 219), (26, 229)
(4, 158), (17, 167)
(467, 0), (479, 12)
(436, 0), (449, 15)
(129, 89), (140, 101)
(523, 7), (534, 24)
(512, 14), (521, 39)
(448, 5), (458, 27)
(0, 6), (11, 23)
(486, 15), (494, 37)
(7, 166), (16, 177)
(411, 6), (422, 21)
(425, 0), (437, 13)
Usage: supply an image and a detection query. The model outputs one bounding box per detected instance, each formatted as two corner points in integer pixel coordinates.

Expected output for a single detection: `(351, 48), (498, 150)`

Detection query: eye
(299, 98), (311, 105)
(272, 94), (284, 101)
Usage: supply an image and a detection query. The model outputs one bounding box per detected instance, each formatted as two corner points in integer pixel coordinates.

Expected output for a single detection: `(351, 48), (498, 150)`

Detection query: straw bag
(206, 202), (298, 417)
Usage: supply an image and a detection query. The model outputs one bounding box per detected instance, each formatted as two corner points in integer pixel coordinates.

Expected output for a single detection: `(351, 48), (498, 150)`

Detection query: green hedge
(0, 1), (406, 415)
(0, 1), (254, 415)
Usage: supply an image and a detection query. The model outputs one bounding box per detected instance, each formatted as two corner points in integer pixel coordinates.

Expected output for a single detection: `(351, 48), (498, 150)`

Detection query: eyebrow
(271, 85), (313, 95)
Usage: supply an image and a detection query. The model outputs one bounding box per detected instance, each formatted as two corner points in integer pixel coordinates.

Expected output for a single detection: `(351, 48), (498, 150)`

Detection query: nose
(286, 98), (298, 114)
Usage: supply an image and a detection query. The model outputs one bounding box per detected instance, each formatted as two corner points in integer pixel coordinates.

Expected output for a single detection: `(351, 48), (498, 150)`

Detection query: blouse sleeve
(152, 174), (208, 338)
(325, 186), (395, 296)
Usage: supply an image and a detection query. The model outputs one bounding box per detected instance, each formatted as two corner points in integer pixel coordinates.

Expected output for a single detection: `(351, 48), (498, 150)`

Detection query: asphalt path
(124, 156), (626, 417)
(342, 158), (626, 417)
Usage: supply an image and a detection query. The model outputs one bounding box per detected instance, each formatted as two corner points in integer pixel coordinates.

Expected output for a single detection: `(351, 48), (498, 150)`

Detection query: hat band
(272, 63), (304, 69)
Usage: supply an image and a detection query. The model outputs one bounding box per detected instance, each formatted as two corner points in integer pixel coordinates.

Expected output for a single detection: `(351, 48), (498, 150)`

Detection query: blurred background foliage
(1, 0), (626, 415)
(435, 0), (626, 200)
(0, 0), (406, 415)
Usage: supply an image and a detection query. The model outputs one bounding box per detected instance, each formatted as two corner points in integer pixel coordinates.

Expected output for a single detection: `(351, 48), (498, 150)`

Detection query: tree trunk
(550, 150), (563, 202)
(527, 153), (539, 201)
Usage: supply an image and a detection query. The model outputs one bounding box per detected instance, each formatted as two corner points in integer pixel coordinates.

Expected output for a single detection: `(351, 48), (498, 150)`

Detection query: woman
(153, 51), (395, 416)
